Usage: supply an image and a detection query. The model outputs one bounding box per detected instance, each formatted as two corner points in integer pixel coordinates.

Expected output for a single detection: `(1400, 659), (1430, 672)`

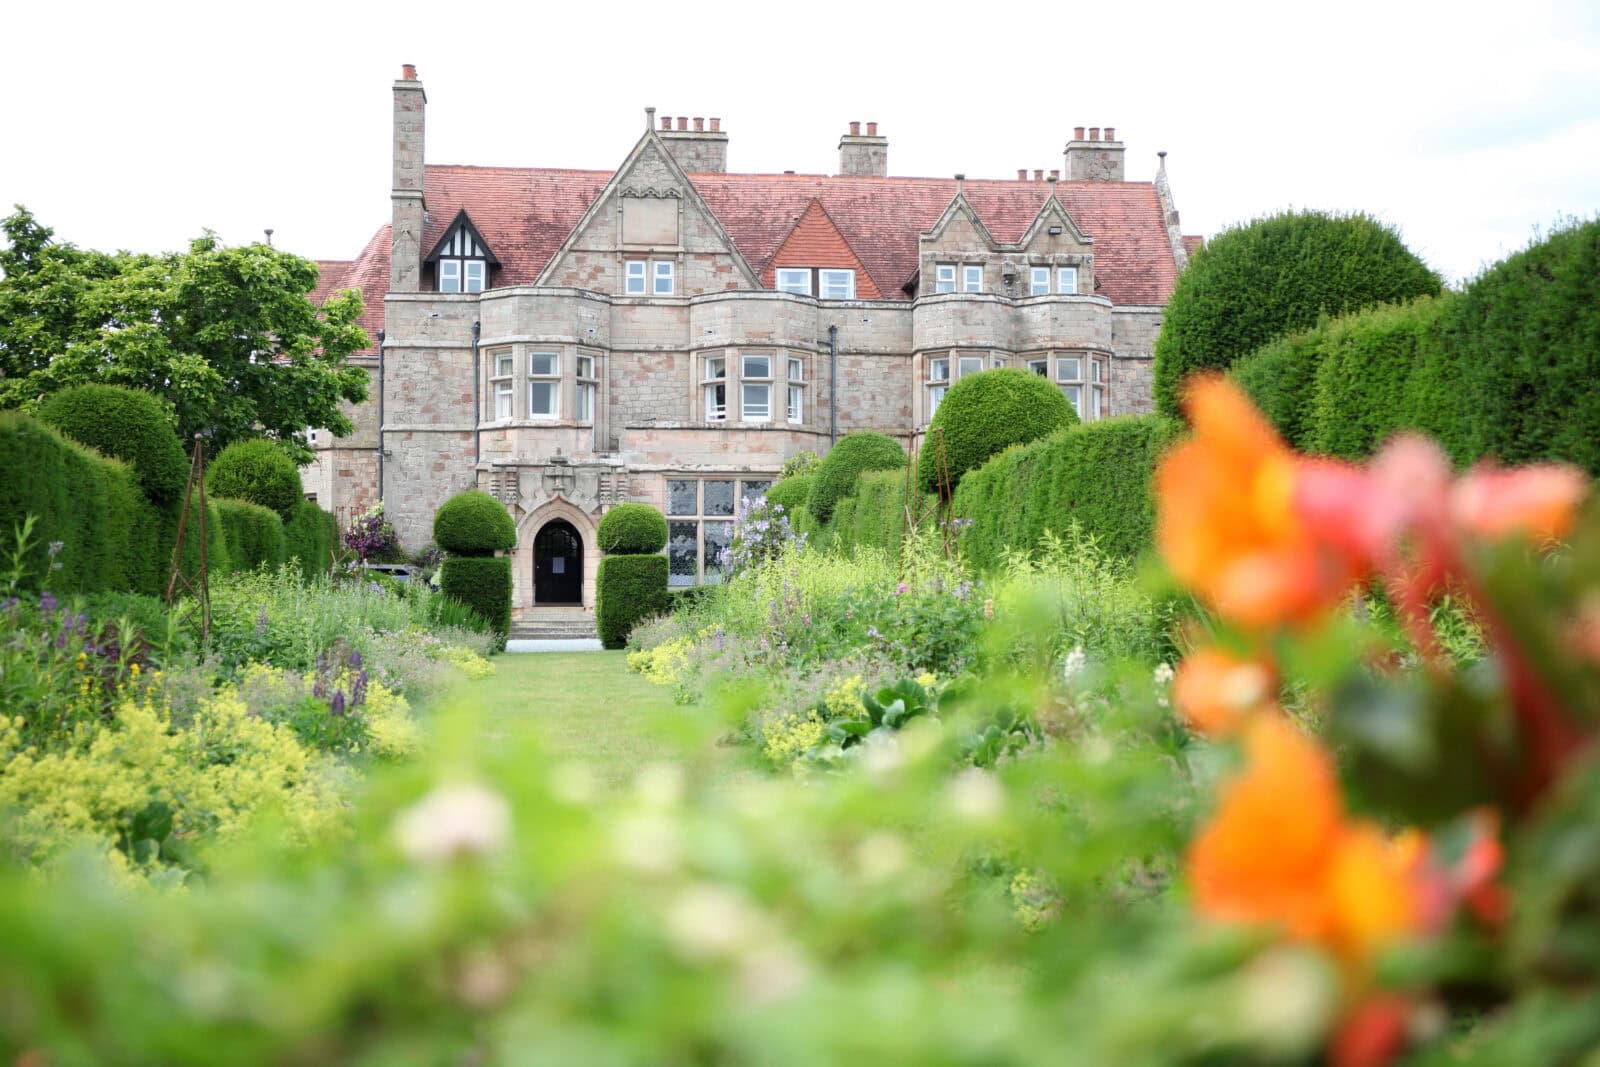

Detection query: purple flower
(348, 648), (363, 669)
(350, 668), (368, 707)
(714, 627), (725, 651)
(255, 606), (269, 638)
(39, 592), (57, 617)
(330, 690), (346, 717)
(895, 583), (909, 596)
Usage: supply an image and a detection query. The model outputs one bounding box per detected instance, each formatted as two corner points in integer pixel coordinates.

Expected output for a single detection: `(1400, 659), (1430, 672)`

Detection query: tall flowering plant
(1160, 376), (1597, 1064)
(721, 493), (805, 578)
(343, 501), (400, 565)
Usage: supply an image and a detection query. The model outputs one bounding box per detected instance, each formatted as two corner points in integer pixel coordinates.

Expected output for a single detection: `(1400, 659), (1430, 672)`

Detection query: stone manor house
(304, 65), (1198, 622)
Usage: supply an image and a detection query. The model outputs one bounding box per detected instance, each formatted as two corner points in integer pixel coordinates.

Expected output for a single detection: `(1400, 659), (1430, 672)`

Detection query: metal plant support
(163, 433), (212, 643)
(901, 426), (956, 564)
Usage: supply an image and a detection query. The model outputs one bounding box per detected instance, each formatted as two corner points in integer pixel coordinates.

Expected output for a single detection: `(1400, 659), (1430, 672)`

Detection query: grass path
(465, 651), (757, 787)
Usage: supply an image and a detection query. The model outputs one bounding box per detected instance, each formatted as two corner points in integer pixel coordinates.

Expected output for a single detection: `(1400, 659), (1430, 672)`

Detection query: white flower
(947, 768), (1005, 822)
(1061, 646), (1087, 682)
(1153, 662), (1175, 686)
(665, 882), (763, 961)
(393, 783), (511, 865)
(855, 832), (911, 884)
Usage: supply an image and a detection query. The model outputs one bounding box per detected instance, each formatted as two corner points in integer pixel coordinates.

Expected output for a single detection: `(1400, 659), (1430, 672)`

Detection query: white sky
(4, 0), (1596, 286)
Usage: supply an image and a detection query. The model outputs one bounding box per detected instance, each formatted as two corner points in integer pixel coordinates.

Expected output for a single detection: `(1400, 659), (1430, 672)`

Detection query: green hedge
(37, 384), (188, 503)
(919, 368), (1075, 494)
(764, 475), (814, 524)
(440, 556), (512, 647)
(827, 469), (939, 555)
(808, 432), (905, 524)
(214, 499), (287, 573)
(596, 503), (668, 555)
(596, 555), (670, 650)
(159, 485), (231, 588)
(953, 416), (1183, 571)
(434, 490), (516, 556)
(1153, 210), (1441, 417)
(282, 501), (337, 581)
(206, 439), (303, 520)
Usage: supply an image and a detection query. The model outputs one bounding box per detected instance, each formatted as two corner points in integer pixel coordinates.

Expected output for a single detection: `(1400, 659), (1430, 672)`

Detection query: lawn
(465, 651), (758, 787)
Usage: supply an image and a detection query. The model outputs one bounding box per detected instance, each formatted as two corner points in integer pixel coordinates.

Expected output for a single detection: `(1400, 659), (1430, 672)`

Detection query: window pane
(495, 353), (514, 377)
(667, 480), (697, 516)
(705, 356), (725, 381)
(703, 522), (732, 582)
(704, 480), (735, 516)
(1091, 359), (1103, 383)
(775, 268), (810, 294)
(929, 384), (947, 414)
(742, 383), (770, 420)
(625, 260), (646, 295)
(742, 480), (771, 502)
(962, 265), (982, 292)
(528, 381), (557, 416)
(1057, 267), (1077, 294)
(958, 356), (984, 378)
(788, 357), (803, 382)
(819, 269), (854, 299)
(669, 521), (699, 586)
(576, 355), (594, 378)
(935, 264), (955, 294)
(440, 260), (461, 293)
(928, 358), (949, 382)
(788, 384), (802, 422)
(465, 260), (485, 293)
(529, 352), (558, 376)
(1063, 384), (1082, 415)
(705, 383), (726, 420)
(653, 260), (674, 294)
(495, 382), (512, 419)
(577, 383), (595, 421)
(1057, 357), (1082, 382)
(1028, 360), (1047, 376)
(1090, 386), (1104, 420)
(742, 354), (771, 380)
(1030, 267), (1049, 295)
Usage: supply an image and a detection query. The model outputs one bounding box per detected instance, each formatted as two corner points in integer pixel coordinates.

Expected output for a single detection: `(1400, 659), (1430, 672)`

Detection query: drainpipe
(375, 328), (386, 502)
(471, 320), (482, 463)
(827, 323), (839, 446)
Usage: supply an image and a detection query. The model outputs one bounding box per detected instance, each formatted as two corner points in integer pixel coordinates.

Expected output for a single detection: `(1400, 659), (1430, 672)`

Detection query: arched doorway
(533, 520), (584, 605)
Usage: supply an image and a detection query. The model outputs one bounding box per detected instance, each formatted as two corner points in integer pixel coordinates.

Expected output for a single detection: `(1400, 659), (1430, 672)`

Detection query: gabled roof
(761, 199), (883, 299)
(425, 208), (501, 266)
(321, 167), (1184, 330)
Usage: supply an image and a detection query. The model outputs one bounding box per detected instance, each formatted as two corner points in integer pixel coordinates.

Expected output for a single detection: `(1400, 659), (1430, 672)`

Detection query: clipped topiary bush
(830, 468), (938, 555)
(764, 475), (814, 524)
(433, 490), (516, 557)
(37, 384), (187, 503)
(919, 368), (1075, 495)
(596, 555), (670, 650)
(214, 499), (287, 573)
(1153, 210), (1441, 417)
(206, 439), (303, 520)
(808, 431), (905, 524)
(282, 500), (337, 581)
(440, 556), (512, 648)
(596, 502), (668, 555)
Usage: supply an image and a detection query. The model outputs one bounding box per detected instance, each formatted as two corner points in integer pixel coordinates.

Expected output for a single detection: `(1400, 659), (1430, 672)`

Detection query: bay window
(787, 357), (805, 424)
(491, 351), (514, 419)
(741, 353), (772, 421)
(576, 353), (597, 422)
(528, 351), (560, 418)
(703, 355), (727, 421)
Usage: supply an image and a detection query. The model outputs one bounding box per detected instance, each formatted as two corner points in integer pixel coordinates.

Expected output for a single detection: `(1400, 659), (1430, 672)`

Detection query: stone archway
(533, 519), (584, 605)
(511, 498), (599, 620)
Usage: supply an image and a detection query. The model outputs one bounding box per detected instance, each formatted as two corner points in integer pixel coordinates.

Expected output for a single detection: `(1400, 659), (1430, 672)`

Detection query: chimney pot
(1074, 126), (1085, 140)
(1105, 126), (1115, 141)
(849, 121), (861, 136)
(1034, 169), (1044, 181)
(661, 116), (672, 130)
(1017, 168), (1027, 180)
(709, 117), (721, 131)
(693, 117), (704, 131)
(676, 116), (688, 131)
(1089, 127), (1100, 141)
(1049, 169), (1059, 181)
(866, 121), (878, 136)
(401, 64), (417, 81)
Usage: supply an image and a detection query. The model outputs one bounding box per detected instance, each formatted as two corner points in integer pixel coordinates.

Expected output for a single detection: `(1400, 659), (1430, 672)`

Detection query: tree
(0, 206), (368, 461)
(1152, 210), (1440, 418)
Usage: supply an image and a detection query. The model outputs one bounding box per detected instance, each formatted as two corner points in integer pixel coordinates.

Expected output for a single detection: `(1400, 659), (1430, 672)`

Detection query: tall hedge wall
(952, 416), (1183, 571)
(215, 499), (288, 573)
(440, 556), (512, 649)
(160, 484), (231, 589)
(596, 555), (670, 650)
(826, 469), (939, 555)
(283, 500), (337, 581)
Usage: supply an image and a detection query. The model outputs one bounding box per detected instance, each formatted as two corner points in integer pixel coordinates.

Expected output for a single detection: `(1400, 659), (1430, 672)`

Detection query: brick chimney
(658, 116), (728, 173)
(1064, 124), (1125, 181)
(838, 121), (888, 177)
(391, 64), (426, 293)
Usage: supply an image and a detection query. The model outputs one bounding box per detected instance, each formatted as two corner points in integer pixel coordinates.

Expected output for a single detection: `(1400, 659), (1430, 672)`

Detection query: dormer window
(426, 210), (499, 294)
(772, 267), (855, 299)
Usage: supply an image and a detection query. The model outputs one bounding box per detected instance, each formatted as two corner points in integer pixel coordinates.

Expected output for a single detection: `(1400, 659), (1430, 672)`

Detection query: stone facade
(305, 67), (1195, 622)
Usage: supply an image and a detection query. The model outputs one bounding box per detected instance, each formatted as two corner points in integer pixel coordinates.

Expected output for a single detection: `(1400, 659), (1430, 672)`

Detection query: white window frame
(625, 260), (647, 295)
(741, 353), (773, 422)
(1057, 266), (1078, 294)
(490, 351), (515, 420)
(575, 353), (597, 423)
(961, 264), (983, 292)
(528, 351), (560, 418)
(927, 356), (951, 420)
(1030, 266), (1050, 296)
(703, 354), (727, 422)
(787, 357), (804, 424)
(818, 269), (855, 300)
(1089, 357), (1106, 420)
(653, 259), (675, 295)
(1027, 358), (1048, 377)
(957, 355), (985, 378)
(439, 259), (462, 293)
(935, 264), (956, 293)
(665, 477), (767, 586)
(775, 268), (811, 295)
(464, 259), (486, 294)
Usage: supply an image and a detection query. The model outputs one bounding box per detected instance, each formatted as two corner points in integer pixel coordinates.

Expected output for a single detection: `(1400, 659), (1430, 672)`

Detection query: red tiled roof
(322, 165), (1184, 345)
(760, 198), (883, 299)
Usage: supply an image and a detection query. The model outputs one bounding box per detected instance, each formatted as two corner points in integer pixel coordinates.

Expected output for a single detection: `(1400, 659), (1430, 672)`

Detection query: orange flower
(1157, 377), (1360, 629)
(1451, 463), (1587, 546)
(1173, 646), (1276, 737)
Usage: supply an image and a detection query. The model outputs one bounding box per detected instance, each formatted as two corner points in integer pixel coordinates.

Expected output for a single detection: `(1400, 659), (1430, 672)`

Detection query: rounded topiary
(205, 439), (302, 519)
(1153, 209), (1441, 417)
(433, 489), (516, 557)
(596, 502), (668, 555)
(807, 432), (905, 524)
(918, 368), (1075, 495)
(37, 384), (187, 502)
(764, 475), (814, 521)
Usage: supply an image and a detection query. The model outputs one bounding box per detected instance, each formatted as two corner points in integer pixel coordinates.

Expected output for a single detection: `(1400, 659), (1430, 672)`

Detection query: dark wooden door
(534, 520), (583, 604)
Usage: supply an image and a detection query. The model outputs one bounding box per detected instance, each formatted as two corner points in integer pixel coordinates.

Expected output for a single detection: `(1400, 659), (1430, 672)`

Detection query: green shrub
(596, 502), (668, 555)
(160, 485), (232, 587)
(282, 501), (337, 581)
(36, 384), (187, 503)
(779, 450), (820, 479)
(953, 415), (1183, 571)
(764, 476), (814, 525)
(214, 499), (287, 573)
(808, 432), (905, 524)
(919, 369), (1075, 495)
(1153, 210), (1441, 417)
(433, 490), (516, 557)
(1229, 329), (1328, 451)
(596, 555), (670, 650)
(206, 439), (302, 520)
(440, 556), (512, 647)
(830, 469), (938, 555)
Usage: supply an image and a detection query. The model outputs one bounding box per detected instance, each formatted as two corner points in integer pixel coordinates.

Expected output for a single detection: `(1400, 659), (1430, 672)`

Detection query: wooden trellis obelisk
(901, 426), (956, 563)
(163, 434), (212, 642)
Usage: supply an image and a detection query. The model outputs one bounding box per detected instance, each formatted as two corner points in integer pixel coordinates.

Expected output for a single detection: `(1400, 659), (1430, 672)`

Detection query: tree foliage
(0, 206), (368, 461)
(1153, 210), (1440, 417)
